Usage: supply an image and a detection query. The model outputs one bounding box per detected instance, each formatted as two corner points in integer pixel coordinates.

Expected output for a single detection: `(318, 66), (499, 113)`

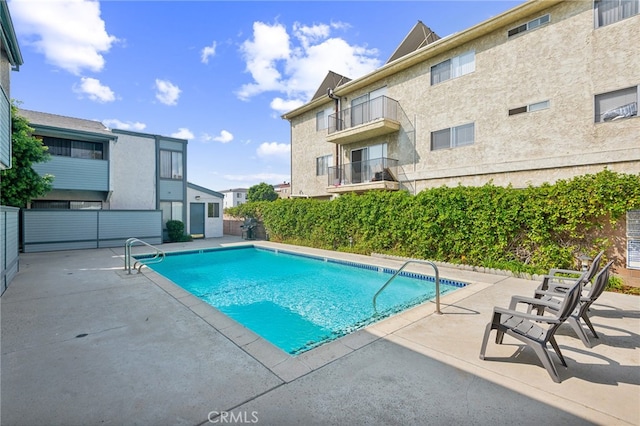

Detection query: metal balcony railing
(328, 157), (399, 186)
(328, 96), (399, 134)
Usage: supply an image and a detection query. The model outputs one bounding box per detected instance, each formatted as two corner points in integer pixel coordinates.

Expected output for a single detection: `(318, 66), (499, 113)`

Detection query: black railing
(328, 96), (399, 134)
(328, 157), (399, 187)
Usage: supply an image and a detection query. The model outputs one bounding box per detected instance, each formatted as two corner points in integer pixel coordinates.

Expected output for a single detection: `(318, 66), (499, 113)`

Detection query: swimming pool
(142, 246), (466, 354)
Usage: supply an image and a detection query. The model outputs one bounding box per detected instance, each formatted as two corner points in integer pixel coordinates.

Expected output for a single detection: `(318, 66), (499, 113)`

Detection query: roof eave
(282, 0), (564, 119)
(1, 1), (24, 68)
(30, 124), (117, 142)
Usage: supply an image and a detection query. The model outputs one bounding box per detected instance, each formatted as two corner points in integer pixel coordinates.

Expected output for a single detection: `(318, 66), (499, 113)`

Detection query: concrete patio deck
(1, 237), (639, 425)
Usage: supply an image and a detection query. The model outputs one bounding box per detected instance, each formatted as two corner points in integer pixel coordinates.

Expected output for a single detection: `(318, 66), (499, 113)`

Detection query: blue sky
(9, 0), (522, 192)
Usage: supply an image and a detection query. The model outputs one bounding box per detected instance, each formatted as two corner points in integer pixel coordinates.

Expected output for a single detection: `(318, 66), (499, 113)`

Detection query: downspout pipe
(327, 89), (341, 183)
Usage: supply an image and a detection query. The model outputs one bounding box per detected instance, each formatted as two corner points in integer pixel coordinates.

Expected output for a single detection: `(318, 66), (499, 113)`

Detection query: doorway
(189, 202), (205, 237)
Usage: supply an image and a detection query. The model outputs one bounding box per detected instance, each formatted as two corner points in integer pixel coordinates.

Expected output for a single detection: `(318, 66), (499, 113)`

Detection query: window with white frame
(595, 0), (639, 28)
(594, 86), (638, 122)
(160, 150), (183, 179)
(431, 123), (475, 150)
(316, 107), (334, 131)
(508, 14), (550, 37)
(509, 100), (550, 116)
(316, 154), (333, 176)
(431, 51), (475, 85)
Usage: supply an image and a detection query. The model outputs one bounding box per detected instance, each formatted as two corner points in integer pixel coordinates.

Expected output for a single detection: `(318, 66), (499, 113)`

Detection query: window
(509, 100), (550, 116)
(595, 0), (639, 27)
(160, 201), (183, 228)
(430, 51), (475, 85)
(507, 14), (550, 37)
(594, 86), (638, 122)
(31, 201), (102, 209)
(316, 107), (334, 131)
(42, 137), (103, 159)
(208, 202), (220, 218)
(431, 123), (475, 150)
(160, 150), (183, 179)
(316, 154), (333, 176)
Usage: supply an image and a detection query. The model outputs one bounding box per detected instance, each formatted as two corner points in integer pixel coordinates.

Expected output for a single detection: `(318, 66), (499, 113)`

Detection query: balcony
(327, 157), (400, 194)
(32, 156), (109, 192)
(327, 96), (401, 145)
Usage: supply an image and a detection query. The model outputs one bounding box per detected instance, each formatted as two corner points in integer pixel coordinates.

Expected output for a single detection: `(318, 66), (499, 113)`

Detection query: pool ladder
(373, 259), (442, 315)
(124, 238), (165, 274)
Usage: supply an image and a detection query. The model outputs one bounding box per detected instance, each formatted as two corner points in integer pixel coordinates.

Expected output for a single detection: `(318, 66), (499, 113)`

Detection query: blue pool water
(143, 246), (465, 354)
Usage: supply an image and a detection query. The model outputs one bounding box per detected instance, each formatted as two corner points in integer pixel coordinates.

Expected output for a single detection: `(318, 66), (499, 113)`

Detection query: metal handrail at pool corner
(124, 238), (165, 274)
(373, 259), (441, 315)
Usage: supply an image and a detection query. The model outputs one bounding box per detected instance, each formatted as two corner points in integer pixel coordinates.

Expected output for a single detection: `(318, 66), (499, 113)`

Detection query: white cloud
(73, 77), (115, 103)
(102, 119), (146, 131)
(11, 0), (117, 75)
(236, 20), (381, 110)
(155, 79), (181, 106)
(256, 142), (290, 160)
(236, 21), (291, 100)
(270, 97), (304, 114)
(202, 130), (233, 143)
(201, 41), (217, 64)
(171, 128), (194, 139)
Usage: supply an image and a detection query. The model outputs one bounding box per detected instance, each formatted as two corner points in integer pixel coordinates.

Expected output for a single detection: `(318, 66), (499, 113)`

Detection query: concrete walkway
(1, 237), (639, 425)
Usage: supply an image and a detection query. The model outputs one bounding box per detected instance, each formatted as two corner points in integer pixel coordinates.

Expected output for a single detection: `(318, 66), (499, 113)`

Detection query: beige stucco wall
(289, 1), (640, 197)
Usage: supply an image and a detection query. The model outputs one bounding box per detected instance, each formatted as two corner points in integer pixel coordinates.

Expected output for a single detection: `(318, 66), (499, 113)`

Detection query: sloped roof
(187, 182), (224, 199)
(18, 109), (114, 138)
(386, 21), (440, 64)
(310, 71), (352, 102)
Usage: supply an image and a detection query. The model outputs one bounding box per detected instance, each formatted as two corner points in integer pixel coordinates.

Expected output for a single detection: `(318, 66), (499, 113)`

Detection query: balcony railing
(328, 157), (399, 187)
(328, 96), (399, 135)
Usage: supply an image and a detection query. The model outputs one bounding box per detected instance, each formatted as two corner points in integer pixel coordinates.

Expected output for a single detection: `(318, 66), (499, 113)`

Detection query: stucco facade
(186, 183), (224, 238)
(284, 0), (640, 197)
(108, 131), (157, 210)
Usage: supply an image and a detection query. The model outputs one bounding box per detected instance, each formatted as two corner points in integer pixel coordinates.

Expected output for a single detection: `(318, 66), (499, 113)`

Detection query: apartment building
(283, 0), (639, 198)
(18, 109), (197, 251)
(0, 0), (22, 170)
(0, 0), (22, 292)
(220, 188), (248, 209)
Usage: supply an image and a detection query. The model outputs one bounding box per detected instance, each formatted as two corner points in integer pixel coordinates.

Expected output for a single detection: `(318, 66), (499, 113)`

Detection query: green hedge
(227, 170), (640, 276)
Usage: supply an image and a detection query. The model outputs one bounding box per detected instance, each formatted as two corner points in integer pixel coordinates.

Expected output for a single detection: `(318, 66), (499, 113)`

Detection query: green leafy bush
(234, 170), (640, 279)
(166, 220), (191, 242)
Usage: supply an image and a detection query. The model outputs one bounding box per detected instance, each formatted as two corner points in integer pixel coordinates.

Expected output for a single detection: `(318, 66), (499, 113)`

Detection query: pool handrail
(373, 259), (442, 315)
(124, 238), (165, 274)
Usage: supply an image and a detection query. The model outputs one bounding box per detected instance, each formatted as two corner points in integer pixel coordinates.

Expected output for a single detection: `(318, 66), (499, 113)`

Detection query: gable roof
(187, 182), (224, 199)
(310, 71), (352, 102)
(18, 109), (116, 141)
(386, 21), (440, 64)
(282, 0), (564, 120)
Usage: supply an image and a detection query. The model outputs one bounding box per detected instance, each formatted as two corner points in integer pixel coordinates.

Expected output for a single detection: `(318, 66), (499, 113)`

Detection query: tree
(247, 182), (278, 202)
(0, 104), (53, 207)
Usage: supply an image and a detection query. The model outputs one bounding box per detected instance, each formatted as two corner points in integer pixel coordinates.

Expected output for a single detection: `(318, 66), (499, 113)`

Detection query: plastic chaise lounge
(532, 260), (614, 348)
(479, 270), (588, 383)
